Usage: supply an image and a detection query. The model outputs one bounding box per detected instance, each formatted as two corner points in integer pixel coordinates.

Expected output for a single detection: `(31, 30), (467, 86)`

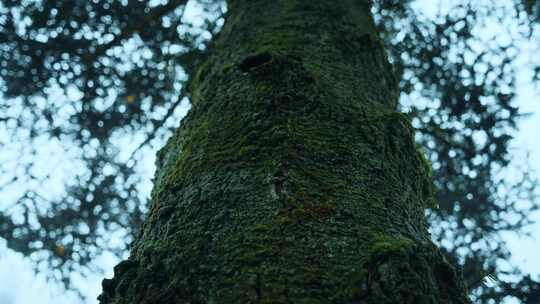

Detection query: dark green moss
(368, 233), (415, 258)
(99, 0), (468, 303)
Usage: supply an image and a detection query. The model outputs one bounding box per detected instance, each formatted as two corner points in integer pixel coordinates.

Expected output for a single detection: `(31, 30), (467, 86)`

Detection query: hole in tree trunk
(238, 52), (273, 72)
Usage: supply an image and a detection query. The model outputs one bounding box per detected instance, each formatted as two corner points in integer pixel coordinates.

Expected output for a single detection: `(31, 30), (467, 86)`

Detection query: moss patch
(99, 0), (468, 303)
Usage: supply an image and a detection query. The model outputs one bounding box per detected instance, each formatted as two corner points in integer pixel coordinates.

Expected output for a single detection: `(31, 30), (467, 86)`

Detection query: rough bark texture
(99, 0), (469, 303)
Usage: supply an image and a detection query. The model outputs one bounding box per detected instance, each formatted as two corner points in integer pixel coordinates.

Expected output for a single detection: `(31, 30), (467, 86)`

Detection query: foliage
(0, 0), (224, 289)
(0, 0), (539, 302)
(374, 0), (540, 302)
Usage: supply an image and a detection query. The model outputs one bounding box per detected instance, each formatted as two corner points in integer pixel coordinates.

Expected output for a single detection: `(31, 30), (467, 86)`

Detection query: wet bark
(99, 0), (469, 303)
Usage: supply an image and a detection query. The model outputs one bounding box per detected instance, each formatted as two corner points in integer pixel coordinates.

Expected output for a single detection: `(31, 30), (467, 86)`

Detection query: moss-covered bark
(99, 0), (469, 303)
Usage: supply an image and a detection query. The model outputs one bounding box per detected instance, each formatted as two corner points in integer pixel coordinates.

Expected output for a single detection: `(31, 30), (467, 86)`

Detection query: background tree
(0, 0), (539, 302)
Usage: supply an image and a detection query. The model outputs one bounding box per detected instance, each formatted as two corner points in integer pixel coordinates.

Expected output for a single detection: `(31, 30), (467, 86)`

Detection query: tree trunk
(99, 0), (469, 303)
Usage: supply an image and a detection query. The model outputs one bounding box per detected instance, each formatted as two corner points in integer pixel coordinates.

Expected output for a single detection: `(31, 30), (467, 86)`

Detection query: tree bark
(99, 0), (469, 303)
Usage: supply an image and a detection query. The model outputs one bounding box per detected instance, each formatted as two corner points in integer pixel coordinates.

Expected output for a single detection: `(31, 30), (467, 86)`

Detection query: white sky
(502, 73), (540, 277)
(0, 247), (115, 304)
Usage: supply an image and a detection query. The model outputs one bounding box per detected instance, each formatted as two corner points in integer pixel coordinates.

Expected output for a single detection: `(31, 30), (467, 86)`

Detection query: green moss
(221, 63), (234, 74)
(368, 233), (415, 258)
(416, 145), (439, 209)
(99, 0), (468, 303)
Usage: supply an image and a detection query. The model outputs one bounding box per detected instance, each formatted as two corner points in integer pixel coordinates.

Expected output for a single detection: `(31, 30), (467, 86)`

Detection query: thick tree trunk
(99, 0), (469, 303)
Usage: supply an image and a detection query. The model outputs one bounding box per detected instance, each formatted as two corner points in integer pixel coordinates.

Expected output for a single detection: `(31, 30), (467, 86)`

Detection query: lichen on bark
(99, 0), (469, 303)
